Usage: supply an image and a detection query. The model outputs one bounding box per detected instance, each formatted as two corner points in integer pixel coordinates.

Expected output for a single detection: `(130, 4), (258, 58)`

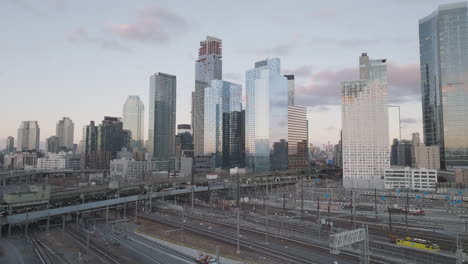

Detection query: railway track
(94, 226), (194, 264)
(140, 211), (356, 264)
(64, 227), (122, 264)
(154, 205), (456, 264)
(111, 225), (195, 263)
(29, 233), (69, 264)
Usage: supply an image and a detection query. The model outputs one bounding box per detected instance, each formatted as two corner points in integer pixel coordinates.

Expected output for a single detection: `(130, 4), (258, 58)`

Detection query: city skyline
(0, 0), (460, 150)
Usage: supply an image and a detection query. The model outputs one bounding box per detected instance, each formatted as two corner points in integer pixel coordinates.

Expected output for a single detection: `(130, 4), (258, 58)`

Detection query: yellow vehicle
(395, 237), (440, 252)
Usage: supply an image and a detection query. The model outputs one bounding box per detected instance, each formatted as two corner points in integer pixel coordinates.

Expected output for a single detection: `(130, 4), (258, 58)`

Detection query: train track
(140, 211), (354, 264)
(64, 227), (122, 264)
(94, 226), (194, 264)
(29, 233), (69, 264)
(110, 225), (195, 263)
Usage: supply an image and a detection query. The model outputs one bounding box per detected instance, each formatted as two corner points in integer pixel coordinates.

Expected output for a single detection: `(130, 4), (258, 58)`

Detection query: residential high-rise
(288, 105), (308, 169)
(46, 136), (60, 153)
(193, 36), (223, 157)
(17, 121), (40, 151)
(342, 53), (390, 188)
(148, 73), (176, 167)
(123, 96), (145, 148)
(56, 117), (74, 150)
(6, 136), (14, 154)
(246, 58), (289, 173)
(419, 2), (468, 168)
(285, 74), (295, 105)
(203, 80), (242, 169)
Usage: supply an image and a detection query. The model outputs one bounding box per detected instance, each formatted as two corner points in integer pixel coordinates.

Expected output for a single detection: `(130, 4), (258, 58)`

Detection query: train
(394, 237), (440, 252)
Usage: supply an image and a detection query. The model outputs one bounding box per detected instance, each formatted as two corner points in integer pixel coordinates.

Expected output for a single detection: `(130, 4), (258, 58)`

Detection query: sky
(0, 0), (462, 150)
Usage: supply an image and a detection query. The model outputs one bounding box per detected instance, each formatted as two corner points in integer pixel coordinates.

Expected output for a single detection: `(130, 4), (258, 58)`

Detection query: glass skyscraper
(419, 2), (468, 168)
(148, 72), (177, 165)
(193, 36), (223, 157)
(203, 80), (242, 168)
(245, 58), (289, 173)
(342, 53), (390, 189)
(123, 96), (145, 149)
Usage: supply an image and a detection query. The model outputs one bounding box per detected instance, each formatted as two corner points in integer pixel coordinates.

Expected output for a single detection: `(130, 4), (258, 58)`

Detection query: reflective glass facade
(193, 36), (222, 157)
(246, 58), (288, 173)
(148, 73), (176, 165)
(203, 80), (242, 168)
(288, 105), (308, 169)
(123, 96), (144, 149)
(419, 2), (468, 168)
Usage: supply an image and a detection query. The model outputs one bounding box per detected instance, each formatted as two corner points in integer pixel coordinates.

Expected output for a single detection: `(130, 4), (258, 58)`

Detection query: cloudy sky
(0, 0), (460, 149)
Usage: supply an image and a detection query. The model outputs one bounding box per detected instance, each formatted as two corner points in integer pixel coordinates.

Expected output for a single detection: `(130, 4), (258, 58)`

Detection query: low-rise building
(37, 153), (81, 170)
(384, 167), (437, 191)
(110, 158), (167, 181)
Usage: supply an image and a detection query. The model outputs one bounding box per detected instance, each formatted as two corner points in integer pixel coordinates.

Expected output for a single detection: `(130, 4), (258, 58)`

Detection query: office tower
(176, 124), (194, 158)
(288, 105), (308, 169)
(193, 36), (223, 157)
(148, 73), (176, 166)
(6, 136), (14, 154)
(388, 106), (401, 145)
(285, 74), (295, 105)
(46, 136), (60, 153)
(123, 96), (145, 148)
(245, 58), (289, 173)
(203, 80), (242, 168)
(411, 132), (441, 170)
(390, 139), (412, 167)
(56, 117), (74, 150)
(419, 2), (468, 168)
(17, 121), (40, 151)
(333, 139), (343, 168)
(225, 110), (245, 168)
(81, 121), (98, 169)
(342, 53), (390, 188)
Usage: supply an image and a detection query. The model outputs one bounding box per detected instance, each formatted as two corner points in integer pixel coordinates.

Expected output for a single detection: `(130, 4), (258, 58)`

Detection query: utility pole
(236, 171), (240, 254)
(351, 190), (355, 226)
(317, 196), (320, 223)
(301, 177), (304, 224)
(388, 208), (392, 237)
(265, 197), (269, 244)
(405, 192), (409, 232)
(236, 205), (240, 254)
(135, 201), (138, 223)
(181, 207), (185, 242)
(374, 188), (378, 219)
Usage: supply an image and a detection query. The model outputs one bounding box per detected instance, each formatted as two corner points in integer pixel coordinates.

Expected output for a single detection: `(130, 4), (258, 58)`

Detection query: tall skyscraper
(56, 117), (74, 150)
(6, 136), (14, 154)
(81, 121), (98, 169)
(17, 121), (40, 151)
(285, 74), (295, 105)
(288, 105), (308, 169)
(245, 58), (289, 173)
(203, 80), (242, 168)
(123, 96), (145, 148)
(193, 36), (223, 157)
(148, 73), (176, 165)
(342, 53), (390, 188)
(419, 2), (468, 168)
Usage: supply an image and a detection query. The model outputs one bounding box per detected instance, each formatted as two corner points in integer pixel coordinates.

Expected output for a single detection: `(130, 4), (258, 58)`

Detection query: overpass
(0, 180), (297, 227)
